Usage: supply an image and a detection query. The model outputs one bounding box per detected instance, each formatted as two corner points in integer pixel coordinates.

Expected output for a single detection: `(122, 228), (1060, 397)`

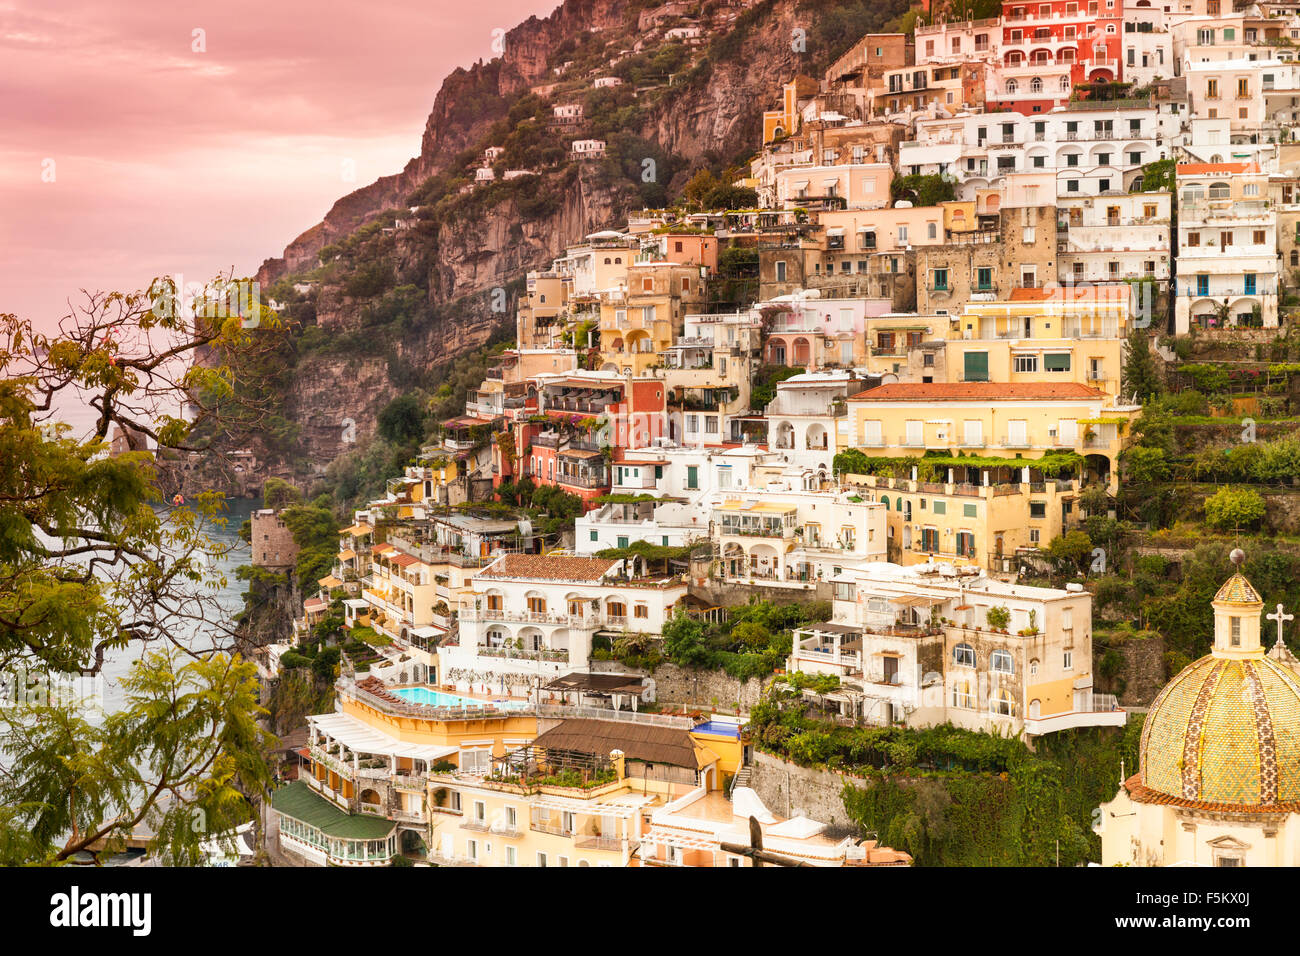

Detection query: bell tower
(1211, 549), (1264, 659)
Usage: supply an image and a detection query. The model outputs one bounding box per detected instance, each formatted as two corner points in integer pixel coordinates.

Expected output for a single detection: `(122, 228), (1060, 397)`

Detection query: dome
(1139, 653), (1300, 807)
(1137, 567), (1300, 808)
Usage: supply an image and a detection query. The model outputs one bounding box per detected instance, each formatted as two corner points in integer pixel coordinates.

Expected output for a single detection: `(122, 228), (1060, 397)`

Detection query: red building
(513, 375), (667, 510)
(987, 0), (1124, 115)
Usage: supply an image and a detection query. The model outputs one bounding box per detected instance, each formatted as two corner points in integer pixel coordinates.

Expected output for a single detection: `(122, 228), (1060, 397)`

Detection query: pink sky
(0, 0), (557, 332)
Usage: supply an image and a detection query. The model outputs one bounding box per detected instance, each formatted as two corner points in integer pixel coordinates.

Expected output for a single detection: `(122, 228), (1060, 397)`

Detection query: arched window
(927, 222), (937, 239)
(1209, 181), (1230, 199)
(1029, 657), (1039, 676)
(1060, 76), (1070, 91)
(953, 642), (976, 667)
(1031, 77), (1043, 93)
(880, 495), (890, 510)
(990, 689), (1016, 716)
(991, 649), (1015, 674)
(1006, 79), (1019, 94)
(1291, 250), (1298, 267)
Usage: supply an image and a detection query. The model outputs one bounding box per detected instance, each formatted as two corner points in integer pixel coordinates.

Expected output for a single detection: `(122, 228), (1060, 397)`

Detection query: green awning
(270, 780), (395, 839)
(1044, 353), (1072, 372)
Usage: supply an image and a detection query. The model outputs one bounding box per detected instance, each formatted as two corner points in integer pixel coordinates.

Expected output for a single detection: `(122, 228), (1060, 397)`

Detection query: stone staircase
(728, 766), (752, 801)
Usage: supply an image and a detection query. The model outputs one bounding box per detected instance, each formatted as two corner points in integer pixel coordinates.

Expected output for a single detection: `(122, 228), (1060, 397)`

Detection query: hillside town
(251, 0), (1300, 868)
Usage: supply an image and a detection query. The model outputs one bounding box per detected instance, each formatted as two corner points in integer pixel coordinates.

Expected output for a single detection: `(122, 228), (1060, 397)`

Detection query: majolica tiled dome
(1139, 653), (1300, 806)
(1138, 572), (1300, 807)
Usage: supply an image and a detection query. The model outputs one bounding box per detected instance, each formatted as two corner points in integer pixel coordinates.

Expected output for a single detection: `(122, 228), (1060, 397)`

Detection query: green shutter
(617, 536), (629, 549)
(1044, 353), (1071, 371)
(655, 466), (663, 479)
(687, 466), (698, 489)
(933, 501), (946, 515)
(963, 352), (989, 382)
(590, 530), (598, 542)
(963, 503), (977, 518)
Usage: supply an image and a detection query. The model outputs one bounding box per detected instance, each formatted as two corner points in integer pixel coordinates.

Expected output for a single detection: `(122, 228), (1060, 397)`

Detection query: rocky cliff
(249, 0), (910, 480)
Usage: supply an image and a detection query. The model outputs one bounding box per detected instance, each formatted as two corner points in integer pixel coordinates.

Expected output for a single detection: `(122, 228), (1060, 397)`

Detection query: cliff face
(250, 0), (893, 481)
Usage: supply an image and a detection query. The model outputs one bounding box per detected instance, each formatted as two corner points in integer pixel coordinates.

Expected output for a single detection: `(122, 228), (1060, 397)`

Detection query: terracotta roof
(1177, 161), (1258, 175)
(477, 553), (618, 582)
(1124, 774), (1300, 814)
(531, 718), (710, 769)
(386, 553), (420, 568)
(848, 382), (1104, 402)
(1009, 284), (1128, 303)
(372, 543), (396, 555)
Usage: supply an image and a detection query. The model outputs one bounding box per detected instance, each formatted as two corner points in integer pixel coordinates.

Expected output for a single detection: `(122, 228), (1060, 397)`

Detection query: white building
(572, 139), (608, 158)
(789, 563), (1124, 739)
(444, 554), (687, 695)
(1057, 190), (1173, 283)
(1174, 161), (1279, 330)
(764, 371), (861, 476)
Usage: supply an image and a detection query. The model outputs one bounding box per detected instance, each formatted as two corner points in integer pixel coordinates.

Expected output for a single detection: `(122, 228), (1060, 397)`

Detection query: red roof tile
(477, 553), (618, 582)
(1124, 774), (1300, 814)
(1177, 162), (1258, 175)
(848, 382), (1105, 402)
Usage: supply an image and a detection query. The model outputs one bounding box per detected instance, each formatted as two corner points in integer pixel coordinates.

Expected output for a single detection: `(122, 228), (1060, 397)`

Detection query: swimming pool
(391, 686), (527, 710)
(692, 720), (744, 737)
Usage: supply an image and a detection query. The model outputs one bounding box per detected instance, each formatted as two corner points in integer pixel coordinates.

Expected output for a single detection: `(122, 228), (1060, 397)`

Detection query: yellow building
(598, 262), (706, 375)
(942, 287), (1133, 400)
(762, 75), (819, 143)
(1097, 557), (1300, 866)
(841, 472), (1080, 573)
(842, 381), (1136, 491)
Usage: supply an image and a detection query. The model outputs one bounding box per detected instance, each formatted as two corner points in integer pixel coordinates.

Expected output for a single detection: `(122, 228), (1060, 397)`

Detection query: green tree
(1046, 530), (1095, 574)
(662, 614), (711, 669)
(1203, 486), (1267, 531)
(0, 280), (285, 862)
(1121, 329), (1162, 403)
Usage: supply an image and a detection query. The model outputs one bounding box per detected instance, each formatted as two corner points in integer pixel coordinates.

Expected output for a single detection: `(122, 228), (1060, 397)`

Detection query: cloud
(1, 0), (558, 329)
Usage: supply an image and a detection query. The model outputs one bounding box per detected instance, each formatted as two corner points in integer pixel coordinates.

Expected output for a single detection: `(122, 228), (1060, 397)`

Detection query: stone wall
(649, 662), (766, 712)
(748, 750), (861, 829)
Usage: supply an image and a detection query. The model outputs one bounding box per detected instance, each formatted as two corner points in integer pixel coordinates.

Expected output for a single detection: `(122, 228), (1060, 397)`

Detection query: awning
(318, 575), (344, 589)
(337, 549), (356, 561)
(793, 180), (810, 189)
(826, 227), (845, 236)
(340, 524), (371, 537)
(891, 594), (943, 607)
(822, 178), (840, 187)
(308, 713), (460, 763)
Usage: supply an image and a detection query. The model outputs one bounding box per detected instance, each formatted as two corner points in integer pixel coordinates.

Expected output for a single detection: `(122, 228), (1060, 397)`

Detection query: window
(1253, 230), (1266, 245)
(933, 268), (948, 290)
(952, 680), (973, 709)
(1030, 501), (1047, 519)
(1030, 658), (1039, 676)
(1186, 231), (1200, 247)
(991, 649), (1015, 674)
(963, 351), (989, 382)
(990, 689), (1016, 717)
(976, 267), (992, 291)
(1207, 78), (1219, 99)
(1044, 352), (1071, 372)
(1063, 650), (1074, 670)
(964, 503), (977, 518)
(1014, 354), (1039, 373)
(1231, 616), (1241, 647)
(505, 846), (516, 866)
(537, 852), (548, 867)
(953, 643), (976, 667)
